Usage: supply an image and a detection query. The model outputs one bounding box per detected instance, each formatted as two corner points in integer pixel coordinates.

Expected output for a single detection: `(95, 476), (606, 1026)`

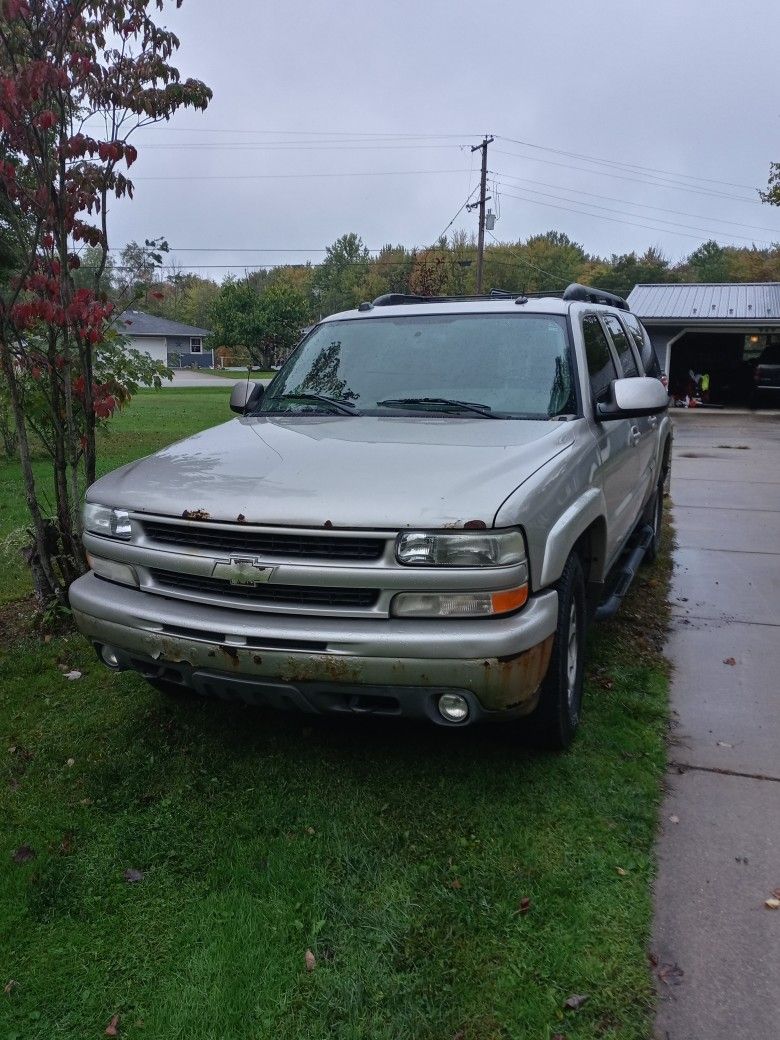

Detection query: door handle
(648, 415), (658, 428)
(630, 425), (641, 446)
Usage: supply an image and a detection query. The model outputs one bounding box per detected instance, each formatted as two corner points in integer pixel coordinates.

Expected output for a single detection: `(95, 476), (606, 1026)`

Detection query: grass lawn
(0, 388), (671, 1040)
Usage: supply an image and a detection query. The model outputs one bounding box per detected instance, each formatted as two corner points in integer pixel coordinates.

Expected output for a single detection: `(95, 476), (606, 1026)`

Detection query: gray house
(117, 310), (214, 369)
(627, 283), (780, 405)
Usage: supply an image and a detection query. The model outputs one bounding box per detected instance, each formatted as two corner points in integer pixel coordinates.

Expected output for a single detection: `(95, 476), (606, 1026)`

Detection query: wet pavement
(653, 411), (780, 1039)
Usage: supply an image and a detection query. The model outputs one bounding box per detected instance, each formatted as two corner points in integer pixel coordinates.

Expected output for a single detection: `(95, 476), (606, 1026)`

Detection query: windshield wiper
(263, 393), (360, 416)
(376, 396), (503, 418)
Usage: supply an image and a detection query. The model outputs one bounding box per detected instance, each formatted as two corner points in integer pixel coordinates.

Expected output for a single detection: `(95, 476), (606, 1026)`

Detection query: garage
(626, 283), (780, 407)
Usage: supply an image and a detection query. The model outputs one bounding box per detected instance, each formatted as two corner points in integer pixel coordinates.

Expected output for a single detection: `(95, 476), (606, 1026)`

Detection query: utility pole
(469, 135), (494, 293)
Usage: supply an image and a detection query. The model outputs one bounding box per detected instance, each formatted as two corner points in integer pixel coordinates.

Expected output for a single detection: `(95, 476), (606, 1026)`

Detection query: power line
(132, 167), (472, 182)
(492, 148), (761, 206)
(491, 170), (780, 238)
(496, 135), (758, 192)
(485, 230), (561, 285)
(494, 181), (776, 245)
(497, 188), (759, 244)
(433, 184), (481, 243)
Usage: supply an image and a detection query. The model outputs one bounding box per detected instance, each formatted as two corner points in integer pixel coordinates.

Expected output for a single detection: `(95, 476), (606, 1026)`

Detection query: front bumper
(69, 573), (558, 724)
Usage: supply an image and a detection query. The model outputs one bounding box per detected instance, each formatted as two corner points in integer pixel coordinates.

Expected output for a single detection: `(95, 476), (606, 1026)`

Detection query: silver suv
(69, 284), (671, 748)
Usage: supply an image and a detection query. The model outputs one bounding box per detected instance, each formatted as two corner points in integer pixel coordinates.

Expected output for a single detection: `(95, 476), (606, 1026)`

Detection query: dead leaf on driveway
(11, 845), (35, 863)
(563, 993), (589, 1010)
(722, 657), (736, 666)
(717, 741), (733, 749)
(657, 962), (684, 986)
(668, 814), (680, 824)
(765, 898), (780, 910)
(105, 1014), (120, 1036)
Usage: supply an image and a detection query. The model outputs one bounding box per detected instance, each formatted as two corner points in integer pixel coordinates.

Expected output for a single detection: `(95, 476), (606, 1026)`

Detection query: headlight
(396, 529), (525, 567)
(83, 502), (132, 539)
(86, 553), (138, 587)
(391, 585), (528, 618)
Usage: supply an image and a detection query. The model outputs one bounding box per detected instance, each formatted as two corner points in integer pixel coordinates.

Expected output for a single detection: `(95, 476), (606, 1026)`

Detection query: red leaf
(105, 1013), (120, 1036)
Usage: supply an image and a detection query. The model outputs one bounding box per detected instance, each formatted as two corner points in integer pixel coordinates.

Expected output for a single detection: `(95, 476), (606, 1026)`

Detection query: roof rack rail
(370, 290), (527, 307)
(562, 283), (630, 311)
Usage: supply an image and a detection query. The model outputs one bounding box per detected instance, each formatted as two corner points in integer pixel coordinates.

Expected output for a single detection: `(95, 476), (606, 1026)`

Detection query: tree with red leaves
(0, 0), (210, 605)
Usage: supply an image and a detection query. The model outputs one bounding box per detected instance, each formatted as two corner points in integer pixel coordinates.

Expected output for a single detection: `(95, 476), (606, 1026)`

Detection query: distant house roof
(116, 310), (211, 338)
(627, 283), (780, 323)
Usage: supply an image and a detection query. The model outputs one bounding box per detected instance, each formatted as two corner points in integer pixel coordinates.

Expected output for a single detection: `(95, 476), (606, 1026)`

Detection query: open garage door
(669, 331), (756, 406)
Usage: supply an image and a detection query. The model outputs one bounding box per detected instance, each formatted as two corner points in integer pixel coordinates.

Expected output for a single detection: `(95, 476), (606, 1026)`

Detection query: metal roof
(626, 283), (780, 322)
(116, 310), (211, 338)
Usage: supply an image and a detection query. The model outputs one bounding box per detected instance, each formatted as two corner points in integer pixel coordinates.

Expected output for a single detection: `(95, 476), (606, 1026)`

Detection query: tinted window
(582, 314), (618, 404)
(759, 344), (780, 364)
(262, 314), (576, 419)
(622, 312), (660, 377)
(603, 314), (639, 378)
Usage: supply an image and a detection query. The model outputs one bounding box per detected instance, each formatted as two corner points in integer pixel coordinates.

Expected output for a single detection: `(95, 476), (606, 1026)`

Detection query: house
(116, 310), (214, 369)
(627, 282), (780, 405)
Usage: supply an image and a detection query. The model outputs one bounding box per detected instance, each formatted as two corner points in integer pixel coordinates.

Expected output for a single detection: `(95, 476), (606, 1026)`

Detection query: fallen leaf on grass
(564, 994), (589, 1011)
(66, 758), (75, 768)
(722, 657), (736, 666)
(123, 868), (144, 884)
(616, 867), (627, 876)
(11, 845), (35, 863)
(105, 1014), (120, 1036)
(64, 670), (82, 681)
(448, 878), (463, 890)
(305, 949), (316, 972)
(765, 898), (780, 910)
(3, 980), (18, 994)
(552, 1035), (567, 1040)
(515, 896), (532, 913)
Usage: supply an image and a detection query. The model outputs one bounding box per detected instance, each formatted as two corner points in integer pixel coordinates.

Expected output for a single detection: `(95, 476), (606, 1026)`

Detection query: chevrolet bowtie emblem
(212, 556), (275, 585)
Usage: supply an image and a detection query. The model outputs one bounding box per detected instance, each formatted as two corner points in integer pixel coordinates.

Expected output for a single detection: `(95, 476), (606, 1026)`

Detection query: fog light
(100, 645), (120, 669)
(438, 692), (470, 723)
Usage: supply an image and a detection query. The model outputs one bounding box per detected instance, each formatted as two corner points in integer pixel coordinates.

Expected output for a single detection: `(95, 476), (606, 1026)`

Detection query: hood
(87, 415), (574, 529)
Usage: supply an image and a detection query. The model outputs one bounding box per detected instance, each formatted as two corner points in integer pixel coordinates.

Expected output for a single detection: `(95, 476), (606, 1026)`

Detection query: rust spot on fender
(280, 654), (362, 684)
(182, 508), (210, 520)
(252, 654), (263, 665)
(480, 635), (555, 711)
(323, 520), (333, 529)
(219, 645), (240, 668)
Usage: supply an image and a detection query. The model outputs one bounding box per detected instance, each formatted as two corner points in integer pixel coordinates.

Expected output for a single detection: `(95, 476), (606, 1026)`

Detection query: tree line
(117, 231), (780, 367)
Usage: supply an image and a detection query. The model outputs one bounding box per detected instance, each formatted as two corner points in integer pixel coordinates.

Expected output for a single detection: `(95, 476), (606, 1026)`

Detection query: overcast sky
(100, 0), (780, 280)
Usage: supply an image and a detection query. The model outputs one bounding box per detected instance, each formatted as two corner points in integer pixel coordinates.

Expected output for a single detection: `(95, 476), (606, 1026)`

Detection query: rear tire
(527, 552), (586, 750)
(641, 481), (664, 566)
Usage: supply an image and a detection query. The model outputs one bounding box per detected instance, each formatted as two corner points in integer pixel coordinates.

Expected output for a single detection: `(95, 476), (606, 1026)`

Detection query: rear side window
(582, 314), (618, 404)
(622, 312), (660, 377)
(603, 314), (639, 378)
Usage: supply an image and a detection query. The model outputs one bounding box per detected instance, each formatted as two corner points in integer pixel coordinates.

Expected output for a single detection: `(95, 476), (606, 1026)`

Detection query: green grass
(0, 389), (671, 1039)
(0, 388), (232, 603)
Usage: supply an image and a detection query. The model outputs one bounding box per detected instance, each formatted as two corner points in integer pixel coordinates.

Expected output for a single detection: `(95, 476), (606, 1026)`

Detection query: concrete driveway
(653, 410), (780, 1038)
(163, 370), (274, 389)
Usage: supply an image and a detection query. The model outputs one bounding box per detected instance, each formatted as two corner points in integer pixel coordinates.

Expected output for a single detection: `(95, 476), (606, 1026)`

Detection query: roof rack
(562, 283), (630, 311)
(364, 289), (528, 309)
(356, 283), (628, 312)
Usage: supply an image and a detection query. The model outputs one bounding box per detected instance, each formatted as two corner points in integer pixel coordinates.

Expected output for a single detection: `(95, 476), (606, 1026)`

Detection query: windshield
(258, 313), (577, 419)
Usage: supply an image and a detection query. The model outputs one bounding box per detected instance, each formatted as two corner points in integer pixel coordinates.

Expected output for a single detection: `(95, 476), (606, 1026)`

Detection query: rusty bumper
(69, 573), (558, 722)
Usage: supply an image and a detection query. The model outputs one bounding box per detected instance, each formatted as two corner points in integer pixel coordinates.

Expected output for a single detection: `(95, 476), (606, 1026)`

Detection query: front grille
(149, 568), (379, 609)
(141, 520), (385, 561)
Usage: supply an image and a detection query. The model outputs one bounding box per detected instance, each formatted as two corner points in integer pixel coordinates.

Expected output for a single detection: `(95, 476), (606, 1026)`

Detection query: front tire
(527, 552), (586, 750)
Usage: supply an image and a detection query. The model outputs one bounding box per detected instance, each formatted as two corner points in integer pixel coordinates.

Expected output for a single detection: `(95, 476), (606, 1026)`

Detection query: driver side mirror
(597, 376), (669, 421)
(229, 381), (264, 415)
